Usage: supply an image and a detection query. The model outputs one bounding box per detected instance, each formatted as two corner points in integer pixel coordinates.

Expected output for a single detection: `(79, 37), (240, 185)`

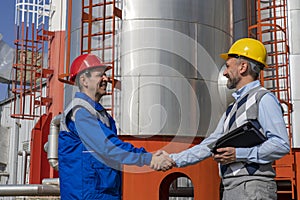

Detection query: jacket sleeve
(74, 108), (152, 166)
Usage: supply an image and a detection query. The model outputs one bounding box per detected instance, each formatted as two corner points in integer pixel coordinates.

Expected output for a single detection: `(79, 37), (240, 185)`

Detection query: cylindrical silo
(120, 0), (237, 137)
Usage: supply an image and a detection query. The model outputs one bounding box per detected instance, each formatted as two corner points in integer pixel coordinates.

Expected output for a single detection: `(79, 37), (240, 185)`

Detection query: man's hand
(212, 147), (236, 165)
(150, 150), (175, 171)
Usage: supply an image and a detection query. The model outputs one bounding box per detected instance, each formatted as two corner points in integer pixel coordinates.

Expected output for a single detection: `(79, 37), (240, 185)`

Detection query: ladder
(81, 0), (122, 117)
(248, 0), (295, 198)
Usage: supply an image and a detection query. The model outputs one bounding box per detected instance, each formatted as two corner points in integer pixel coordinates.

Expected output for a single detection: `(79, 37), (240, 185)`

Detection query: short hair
(247, 60), (260, 80)
(231, 55), (263, 80)
(75, 70), (92, 91)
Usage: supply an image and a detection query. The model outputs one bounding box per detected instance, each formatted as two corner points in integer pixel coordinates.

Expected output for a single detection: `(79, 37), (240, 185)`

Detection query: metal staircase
(248, 0), (295, 199)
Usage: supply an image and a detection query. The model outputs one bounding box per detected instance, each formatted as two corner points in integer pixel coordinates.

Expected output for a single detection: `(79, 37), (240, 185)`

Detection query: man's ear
(239, 61), (248, 75)
(79, 74), (88, 88)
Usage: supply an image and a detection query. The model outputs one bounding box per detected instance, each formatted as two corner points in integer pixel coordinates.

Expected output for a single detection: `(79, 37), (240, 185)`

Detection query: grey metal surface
(120, 0), (239, 136)
(123, 0), (230, 32)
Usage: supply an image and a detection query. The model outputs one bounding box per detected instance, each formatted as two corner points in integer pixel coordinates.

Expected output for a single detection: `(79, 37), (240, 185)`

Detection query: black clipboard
(209, 120), (267, 154)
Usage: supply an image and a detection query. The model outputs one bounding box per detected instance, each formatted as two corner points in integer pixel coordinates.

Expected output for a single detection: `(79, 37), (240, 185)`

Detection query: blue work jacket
(58, 92), (152, 199)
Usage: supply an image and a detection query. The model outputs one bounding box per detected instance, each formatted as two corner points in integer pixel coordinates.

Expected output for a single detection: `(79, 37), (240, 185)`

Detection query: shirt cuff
(235, 148), (249, 162)
(143, 152), (153, 166)
(169, 154), (181, 167)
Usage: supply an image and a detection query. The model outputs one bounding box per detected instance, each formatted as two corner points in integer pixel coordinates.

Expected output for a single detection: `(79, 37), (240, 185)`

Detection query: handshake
(150, 150), (175, 171)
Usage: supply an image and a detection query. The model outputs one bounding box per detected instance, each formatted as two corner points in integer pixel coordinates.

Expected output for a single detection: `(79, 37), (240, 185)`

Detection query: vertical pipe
(11, 118), (20, 185)
(15, 0), (18, 25)
(47, 115), (61, 171)
(22, 151), (27, 184)
(36, 0), (39, 29)
(26, 0), (30, 27)
(32, 0), (36, 24)
(21, 0), (25, 23)
(18, 150), (28, 184)
(66, 0), (72, 72)
(43, 0), (46, 24)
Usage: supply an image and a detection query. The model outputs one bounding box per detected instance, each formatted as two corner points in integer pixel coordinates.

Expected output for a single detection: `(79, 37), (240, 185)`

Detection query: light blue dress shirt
(170, 80), (290, 167)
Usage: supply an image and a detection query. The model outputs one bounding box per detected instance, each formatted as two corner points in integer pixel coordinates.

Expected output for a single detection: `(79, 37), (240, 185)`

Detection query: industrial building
(0, 0), (299, 199)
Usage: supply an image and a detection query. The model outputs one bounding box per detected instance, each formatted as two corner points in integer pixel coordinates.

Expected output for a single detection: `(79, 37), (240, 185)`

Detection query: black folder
(209, 120), (267, 154)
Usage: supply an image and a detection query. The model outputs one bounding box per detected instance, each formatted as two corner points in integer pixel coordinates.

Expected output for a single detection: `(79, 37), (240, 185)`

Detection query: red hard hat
(69, 54), (108, 82)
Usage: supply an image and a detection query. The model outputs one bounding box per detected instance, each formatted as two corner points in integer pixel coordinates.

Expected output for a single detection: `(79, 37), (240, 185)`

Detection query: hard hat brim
(220, 53), (229, 61)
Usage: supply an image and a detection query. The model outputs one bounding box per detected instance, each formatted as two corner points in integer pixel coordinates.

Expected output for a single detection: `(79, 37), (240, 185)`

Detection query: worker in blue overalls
(58, 54), (174, 200)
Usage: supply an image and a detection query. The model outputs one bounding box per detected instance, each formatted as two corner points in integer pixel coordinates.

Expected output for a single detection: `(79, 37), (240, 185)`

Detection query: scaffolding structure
(11, 0), (54, 120)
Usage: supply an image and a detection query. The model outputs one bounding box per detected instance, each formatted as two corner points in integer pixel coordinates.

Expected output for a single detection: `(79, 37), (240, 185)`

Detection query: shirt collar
(232, 80), (260, 100)
(75, 92), (105, 111)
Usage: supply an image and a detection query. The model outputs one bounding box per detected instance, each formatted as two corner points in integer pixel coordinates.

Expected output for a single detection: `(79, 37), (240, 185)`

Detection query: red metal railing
(11, 1), (53, 120)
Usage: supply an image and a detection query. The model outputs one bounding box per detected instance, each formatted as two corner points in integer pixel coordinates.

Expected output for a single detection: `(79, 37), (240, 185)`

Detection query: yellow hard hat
(220, 38), (267, 67)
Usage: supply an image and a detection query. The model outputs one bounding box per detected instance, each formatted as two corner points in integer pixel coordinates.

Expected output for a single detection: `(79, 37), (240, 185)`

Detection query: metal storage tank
(120, 0), (235, 137)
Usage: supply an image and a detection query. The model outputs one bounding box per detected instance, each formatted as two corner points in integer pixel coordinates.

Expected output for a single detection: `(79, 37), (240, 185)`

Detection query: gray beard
(226, 76), (240, 89)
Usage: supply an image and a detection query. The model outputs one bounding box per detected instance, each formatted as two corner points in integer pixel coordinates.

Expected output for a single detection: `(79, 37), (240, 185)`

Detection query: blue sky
(0, 1), (15, 47)
(0, 1), (15, 101)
